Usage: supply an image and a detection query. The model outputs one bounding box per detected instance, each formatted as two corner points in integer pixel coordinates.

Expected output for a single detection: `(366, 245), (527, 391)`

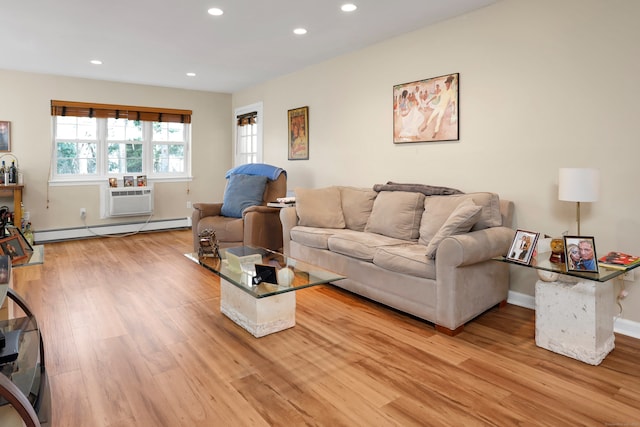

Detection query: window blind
(51, 100), (192, 124)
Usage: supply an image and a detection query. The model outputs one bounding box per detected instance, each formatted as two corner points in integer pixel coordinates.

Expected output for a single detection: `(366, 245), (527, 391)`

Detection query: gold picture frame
(393, 73), (459, 143)
(0, 121), (11, 152)
(288, 106), (309, 160)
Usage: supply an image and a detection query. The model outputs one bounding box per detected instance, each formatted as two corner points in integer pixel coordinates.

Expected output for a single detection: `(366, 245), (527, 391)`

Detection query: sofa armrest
(193, 202), (223, 218)
(434, 226), (515, 331)
(243, 206), (284, 251)
(191, 203), (224, 251)
(279, 206), (299, 256)
(436, 226), (515, 268)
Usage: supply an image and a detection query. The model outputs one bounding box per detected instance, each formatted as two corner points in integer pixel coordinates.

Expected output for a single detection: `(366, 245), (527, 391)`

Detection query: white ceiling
(0, 0), (496, 93)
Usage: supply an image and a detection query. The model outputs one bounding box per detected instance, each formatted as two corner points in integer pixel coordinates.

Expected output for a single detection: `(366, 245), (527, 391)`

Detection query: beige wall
(233, 0), (640, 322)
(0, 70), (231, 230)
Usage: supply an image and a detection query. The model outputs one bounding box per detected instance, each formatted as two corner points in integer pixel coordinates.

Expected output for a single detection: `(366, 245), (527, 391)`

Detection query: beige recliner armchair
(192, 164), (287, 252)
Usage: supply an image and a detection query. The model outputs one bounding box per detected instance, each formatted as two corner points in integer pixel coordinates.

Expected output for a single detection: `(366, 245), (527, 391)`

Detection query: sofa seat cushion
(419, 192), (502, 246)
(328, 231), (408, 261)
(373, 244), (436, 280)
(290, 226), (349, 249)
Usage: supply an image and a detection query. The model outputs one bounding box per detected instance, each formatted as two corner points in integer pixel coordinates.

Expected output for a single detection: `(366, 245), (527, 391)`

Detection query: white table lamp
(558, 168), (600, 235)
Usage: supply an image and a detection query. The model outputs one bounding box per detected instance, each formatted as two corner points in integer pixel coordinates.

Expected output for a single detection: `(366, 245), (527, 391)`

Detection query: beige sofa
(280, 185), (515, 335)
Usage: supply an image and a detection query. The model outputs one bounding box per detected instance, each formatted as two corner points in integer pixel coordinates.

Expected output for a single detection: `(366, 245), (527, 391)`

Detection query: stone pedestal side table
(535, 278), (614, 365)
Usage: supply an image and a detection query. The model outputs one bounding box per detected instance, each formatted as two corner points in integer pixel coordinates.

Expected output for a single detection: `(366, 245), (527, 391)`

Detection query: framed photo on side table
(564, 236), (598, 272)
(506, 229), (540, 265)
(0, 235), (28, 262)
(288, 106), (309, 160)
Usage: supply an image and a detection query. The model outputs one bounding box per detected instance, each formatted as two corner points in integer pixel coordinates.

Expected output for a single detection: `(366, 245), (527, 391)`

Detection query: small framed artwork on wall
(288, 106), (309, 160)
(393, 73), (459, 144)
(0, 121), (10, 152)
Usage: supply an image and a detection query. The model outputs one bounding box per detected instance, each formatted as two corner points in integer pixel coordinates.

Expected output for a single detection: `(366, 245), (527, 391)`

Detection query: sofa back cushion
(339, 186), (377, 231)
(295, 186), (346, 228)
(419, 192), (502, 246)
(221, 174), (268, 218)
(364, 191), (425, 240)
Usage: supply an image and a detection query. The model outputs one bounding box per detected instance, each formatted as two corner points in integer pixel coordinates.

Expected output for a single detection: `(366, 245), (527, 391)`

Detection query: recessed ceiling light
(293, 28), (307, 35)
(90, 60), (102, 65)
(341, 3), (357, 12)
(208, 7), (223, 16)
(186, 72), (196, 77)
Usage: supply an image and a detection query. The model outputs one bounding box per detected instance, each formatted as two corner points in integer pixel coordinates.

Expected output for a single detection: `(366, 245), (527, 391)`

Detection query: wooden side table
(0, 185), (24, 228)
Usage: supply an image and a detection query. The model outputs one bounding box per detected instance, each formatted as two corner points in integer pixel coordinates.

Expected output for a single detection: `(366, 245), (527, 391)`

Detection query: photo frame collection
(110, 175), (148, 188)
(506, 229), (600, 273)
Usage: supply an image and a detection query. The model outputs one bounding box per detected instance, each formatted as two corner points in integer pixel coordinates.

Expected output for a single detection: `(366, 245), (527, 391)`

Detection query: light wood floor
(11, 230), (640, 426)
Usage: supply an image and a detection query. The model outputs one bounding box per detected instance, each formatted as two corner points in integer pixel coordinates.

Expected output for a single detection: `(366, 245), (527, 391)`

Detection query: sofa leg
(499, 299), (507, 308)
(435, 324), (464, 336)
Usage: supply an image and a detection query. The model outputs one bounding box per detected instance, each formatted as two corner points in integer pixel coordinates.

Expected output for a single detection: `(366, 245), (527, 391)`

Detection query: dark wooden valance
(237, 111), (257, 126)
(51, 100), (192, 124)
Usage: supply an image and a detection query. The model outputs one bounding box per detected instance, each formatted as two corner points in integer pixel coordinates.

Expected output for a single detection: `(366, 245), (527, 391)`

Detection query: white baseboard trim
(507, 290), (640, 340)
(33, 217), (191, 244)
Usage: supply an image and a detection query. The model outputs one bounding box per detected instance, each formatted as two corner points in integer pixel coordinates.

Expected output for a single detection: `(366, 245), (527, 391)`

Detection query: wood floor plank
(9, 230), (640, 426)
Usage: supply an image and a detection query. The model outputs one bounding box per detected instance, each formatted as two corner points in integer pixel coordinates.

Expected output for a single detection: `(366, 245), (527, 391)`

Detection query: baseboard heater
(102, 187), (154, 218)
(33, 217), (192, 243)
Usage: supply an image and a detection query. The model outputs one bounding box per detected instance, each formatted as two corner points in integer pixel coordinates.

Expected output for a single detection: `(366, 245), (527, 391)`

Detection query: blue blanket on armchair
(225, 163), (286, 181)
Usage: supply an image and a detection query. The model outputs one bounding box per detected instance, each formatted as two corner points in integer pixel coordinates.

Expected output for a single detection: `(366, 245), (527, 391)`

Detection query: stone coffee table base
(219, 278), (296, 338)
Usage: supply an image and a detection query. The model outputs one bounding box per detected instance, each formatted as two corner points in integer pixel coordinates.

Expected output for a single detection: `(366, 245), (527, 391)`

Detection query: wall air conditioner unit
(103, 187), (154, 217)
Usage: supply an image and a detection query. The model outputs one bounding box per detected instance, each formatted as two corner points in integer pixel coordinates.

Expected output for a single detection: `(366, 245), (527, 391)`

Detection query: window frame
(234, 102), (263, 167)
(50, 115), (192, 186)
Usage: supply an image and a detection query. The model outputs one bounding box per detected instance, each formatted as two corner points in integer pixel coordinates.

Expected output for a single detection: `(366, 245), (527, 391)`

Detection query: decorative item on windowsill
(198, 229), (220, 259)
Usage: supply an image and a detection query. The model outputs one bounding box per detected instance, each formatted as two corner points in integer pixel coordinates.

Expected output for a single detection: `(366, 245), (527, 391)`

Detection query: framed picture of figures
(564, 236), (598, 273)
(288, 106), (309, 160)
(506, 229), (540, 265)
(393, 73), (459, 144)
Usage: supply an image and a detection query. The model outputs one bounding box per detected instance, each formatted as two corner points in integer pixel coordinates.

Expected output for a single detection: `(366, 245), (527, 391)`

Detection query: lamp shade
(558, 168), (600, 202)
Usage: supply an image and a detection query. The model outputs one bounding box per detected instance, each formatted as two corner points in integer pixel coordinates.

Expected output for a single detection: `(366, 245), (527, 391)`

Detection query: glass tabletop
(186, 246), (345, 298)
(495, 251), (640, 282)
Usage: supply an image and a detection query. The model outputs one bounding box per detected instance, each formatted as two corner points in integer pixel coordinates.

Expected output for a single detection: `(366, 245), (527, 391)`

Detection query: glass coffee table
(186, 246), (345, 337)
